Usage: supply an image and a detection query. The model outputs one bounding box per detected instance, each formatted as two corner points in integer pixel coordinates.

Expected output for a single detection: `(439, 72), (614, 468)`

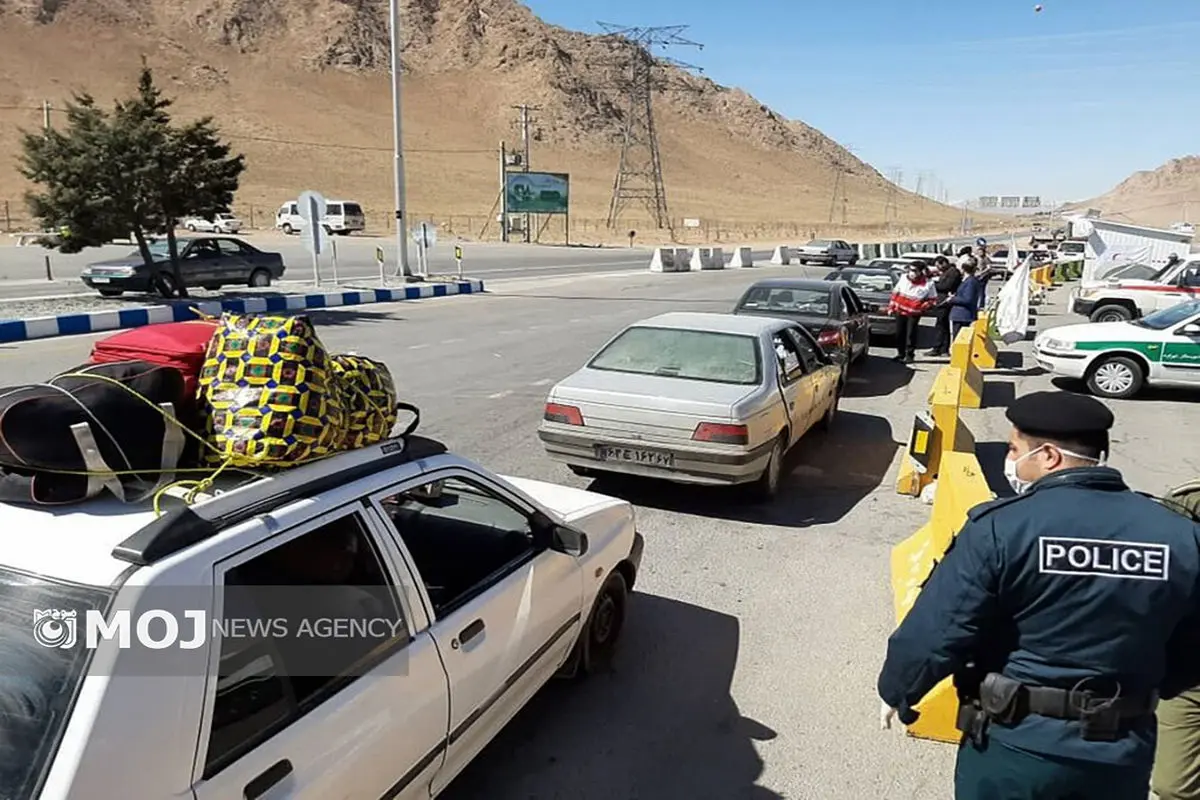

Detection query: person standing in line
(877, 392), (1200, 800)
(927, 255), (963, 357)
(946, 258), (983, 344)
(886, 262), (937, 363)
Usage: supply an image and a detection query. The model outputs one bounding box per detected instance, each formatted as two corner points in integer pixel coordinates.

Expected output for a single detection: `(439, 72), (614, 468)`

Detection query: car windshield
(831, 271), (897, 293)
(588, 326), (761, 385)
(0, 569), (112, 799)
(1104, 263), (1160, 281)
(125, 241), (171, 260)
(216, 213), (235, 221)
(1135, 302), (1200, 330)
(737, 287), (831, 316)
(806, 239), (832, 247)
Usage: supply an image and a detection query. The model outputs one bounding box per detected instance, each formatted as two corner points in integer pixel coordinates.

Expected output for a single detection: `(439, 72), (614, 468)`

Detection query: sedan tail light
(544, 402), (584, 426)
(816, 328), (845, 348)
(692, 422), (748, 445)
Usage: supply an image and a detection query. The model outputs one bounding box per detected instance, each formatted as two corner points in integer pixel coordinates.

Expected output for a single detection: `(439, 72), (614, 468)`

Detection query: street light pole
(389, 0), (412, 278)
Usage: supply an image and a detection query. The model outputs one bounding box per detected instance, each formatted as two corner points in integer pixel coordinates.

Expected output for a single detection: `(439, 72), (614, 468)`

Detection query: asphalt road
(0, 265), (1161, 799)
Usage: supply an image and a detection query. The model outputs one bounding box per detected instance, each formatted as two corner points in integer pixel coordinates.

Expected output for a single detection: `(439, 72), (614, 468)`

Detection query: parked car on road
(0, 435), (643, 799)
(1068, 256), (1200, 322)
(863, 258), (910, 272)
(276, 199), (366, 235)
(538, 312), (842, 499)
(795, 239), (858, 266)
(180, 213), (242, 234)
(80, 236), (286, 296)
(824, 267), (901, 337)
(731, 278), (871, 365)
(1034, 299), (1200, 398)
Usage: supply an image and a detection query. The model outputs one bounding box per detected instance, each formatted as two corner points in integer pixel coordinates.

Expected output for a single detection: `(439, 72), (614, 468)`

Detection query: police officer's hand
(880, 701), (898, 730)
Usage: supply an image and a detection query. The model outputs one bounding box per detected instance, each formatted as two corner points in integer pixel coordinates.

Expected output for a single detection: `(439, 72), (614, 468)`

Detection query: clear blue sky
(525, 0), (1200, 204)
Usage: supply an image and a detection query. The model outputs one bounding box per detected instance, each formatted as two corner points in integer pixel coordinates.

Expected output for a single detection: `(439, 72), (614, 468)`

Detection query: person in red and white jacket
(887, 263), (938, 363)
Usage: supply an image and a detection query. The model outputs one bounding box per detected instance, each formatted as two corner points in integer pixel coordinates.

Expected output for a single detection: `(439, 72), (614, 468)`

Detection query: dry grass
(0, 15), (1007, 245)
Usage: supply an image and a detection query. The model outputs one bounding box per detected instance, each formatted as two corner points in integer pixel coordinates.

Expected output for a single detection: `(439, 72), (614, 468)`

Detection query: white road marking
(488, 390), (514, 399)
(530, 378), (552, 386)
(443, 337), (464, 344)
(407, 343), (429, 350)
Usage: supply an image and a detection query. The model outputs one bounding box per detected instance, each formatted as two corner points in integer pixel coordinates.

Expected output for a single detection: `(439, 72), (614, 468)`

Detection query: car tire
(568, 465), (597, 478)
(848, 257), (858, 266)
(1086, 355), (1144, 399)
(248, 269), (272, 288)
(579, 570), (629, 675)
(1089, 304), (1133, 323)
(154, 272), (179, 298)
(819, 382), (840, 432)
(97, 288), (124, 297)
(749, 434), (788, 502)
(185, 224), (196, 232)
(281, 223), (294, 235)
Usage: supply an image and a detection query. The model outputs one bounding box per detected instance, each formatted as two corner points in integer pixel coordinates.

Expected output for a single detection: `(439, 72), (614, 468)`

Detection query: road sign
(375, 246), (386, 286)
(907, 411), (937, 474)
(411, 222), (437, 249)
(976, 237), (988, 247)
(454, 244), (463, 278)
(298, 190), (329, 258)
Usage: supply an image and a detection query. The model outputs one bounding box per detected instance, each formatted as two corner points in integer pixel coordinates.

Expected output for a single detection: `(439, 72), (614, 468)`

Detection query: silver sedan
(537, 312), (844, 499)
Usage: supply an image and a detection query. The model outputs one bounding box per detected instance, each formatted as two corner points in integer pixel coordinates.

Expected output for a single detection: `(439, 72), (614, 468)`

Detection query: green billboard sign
(506, 172), (569, 214)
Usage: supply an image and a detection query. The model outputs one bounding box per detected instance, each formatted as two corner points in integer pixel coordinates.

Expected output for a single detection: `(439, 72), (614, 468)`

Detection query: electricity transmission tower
(884, 166), (902, 227)
(828, 145), (856, 226)
(512, 104), (541, 242)
(596, 22), (703, 234)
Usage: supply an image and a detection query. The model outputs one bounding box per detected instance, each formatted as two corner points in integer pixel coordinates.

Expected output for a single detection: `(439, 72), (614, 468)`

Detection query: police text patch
(1038, 537), (1170, 581)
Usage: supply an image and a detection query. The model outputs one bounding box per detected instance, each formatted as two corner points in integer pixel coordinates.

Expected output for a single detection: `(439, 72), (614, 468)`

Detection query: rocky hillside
(1072, 156), (1200, 229)
(0, 0), (971, 239)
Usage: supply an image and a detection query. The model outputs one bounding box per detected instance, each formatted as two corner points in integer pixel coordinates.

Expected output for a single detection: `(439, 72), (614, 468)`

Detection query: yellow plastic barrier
(890, 449), (996, 743)
(895, 366), (967, 496)
(950, 327), (984, 409)
(970, 315), (998, 370)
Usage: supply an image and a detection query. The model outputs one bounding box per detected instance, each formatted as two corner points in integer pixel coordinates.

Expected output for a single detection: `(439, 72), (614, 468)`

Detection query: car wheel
(749, 434), (788, 502)
(97, 288), (124, 297)
(154, 272), (179, 298)
(1090, 304), (1133, 323)
(185, 224), (196, 232)
(568, 465), (597, 478)
(819, 382), (840, 431)
(248, 269), (272, 288)
(848, 257), (858, 266)
(580, 570), (629, 675)
(281, 223), (294, 235)
(1086, 356), (1144, 399)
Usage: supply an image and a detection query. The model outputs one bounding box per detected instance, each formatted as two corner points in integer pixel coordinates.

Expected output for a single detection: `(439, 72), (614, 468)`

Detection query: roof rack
(111, 435), (447, 567)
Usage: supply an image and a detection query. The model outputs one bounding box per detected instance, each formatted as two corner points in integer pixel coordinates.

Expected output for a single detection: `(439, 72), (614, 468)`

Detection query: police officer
(877, 390), (1200, 799)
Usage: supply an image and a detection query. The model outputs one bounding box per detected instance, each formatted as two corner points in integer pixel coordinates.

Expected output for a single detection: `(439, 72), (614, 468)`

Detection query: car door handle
(245, 759), (292, 800)
(454, 619), (486, 648)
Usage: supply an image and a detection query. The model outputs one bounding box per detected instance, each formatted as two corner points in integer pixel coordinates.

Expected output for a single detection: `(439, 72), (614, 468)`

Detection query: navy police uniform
(878, 391), (1200, 799)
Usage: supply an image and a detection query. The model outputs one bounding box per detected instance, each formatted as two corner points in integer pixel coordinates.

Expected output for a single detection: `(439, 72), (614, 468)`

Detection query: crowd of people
(885, 244), (1000, 364)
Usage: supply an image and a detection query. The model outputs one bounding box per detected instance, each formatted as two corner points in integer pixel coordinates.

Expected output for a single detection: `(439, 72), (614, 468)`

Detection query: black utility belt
(1022, 685), (1157, 721)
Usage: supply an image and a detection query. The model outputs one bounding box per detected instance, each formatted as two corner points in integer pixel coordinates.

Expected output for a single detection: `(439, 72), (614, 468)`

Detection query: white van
(275, 199), (367, 235)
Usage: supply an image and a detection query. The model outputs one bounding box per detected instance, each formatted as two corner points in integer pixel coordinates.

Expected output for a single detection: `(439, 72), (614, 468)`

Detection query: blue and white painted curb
(0, 279), (485, 344)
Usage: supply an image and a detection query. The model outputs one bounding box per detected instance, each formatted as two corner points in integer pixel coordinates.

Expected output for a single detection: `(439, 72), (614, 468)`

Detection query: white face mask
(1003, 444), (1106, 494)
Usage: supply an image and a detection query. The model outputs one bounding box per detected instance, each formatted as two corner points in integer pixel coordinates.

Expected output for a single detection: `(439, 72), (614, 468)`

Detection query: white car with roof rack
(1034, 299), (1200, 398)
(2, 435), (642, 800)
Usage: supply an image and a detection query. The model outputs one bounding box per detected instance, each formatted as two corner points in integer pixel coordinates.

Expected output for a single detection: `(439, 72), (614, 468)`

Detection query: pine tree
(18, 64), (246, 298)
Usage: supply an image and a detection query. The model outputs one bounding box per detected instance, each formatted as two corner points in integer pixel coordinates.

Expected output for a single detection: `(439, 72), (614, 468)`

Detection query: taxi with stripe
(1035, 299), (1200, 398)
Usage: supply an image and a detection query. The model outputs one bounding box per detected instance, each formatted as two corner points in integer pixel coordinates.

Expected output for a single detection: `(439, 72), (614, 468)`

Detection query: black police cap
(1005, 391), (1114, 437)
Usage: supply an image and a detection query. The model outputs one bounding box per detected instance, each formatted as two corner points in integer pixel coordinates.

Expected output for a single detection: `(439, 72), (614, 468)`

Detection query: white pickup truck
(1069, 256), (1200, 322)
(795, 239), (858, 266)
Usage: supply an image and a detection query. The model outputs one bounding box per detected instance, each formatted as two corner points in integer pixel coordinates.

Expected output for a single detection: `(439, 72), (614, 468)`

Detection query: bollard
(44, 254), (53, 281)
(649, 247), (678, 272)
(729, 246), (754, 268)
(769, 245), (790, 265)
(895, 366), (973, 496)
(331, 238), (339, 284)
(970, 313), (998, 369)
(949, 327), (984, 409)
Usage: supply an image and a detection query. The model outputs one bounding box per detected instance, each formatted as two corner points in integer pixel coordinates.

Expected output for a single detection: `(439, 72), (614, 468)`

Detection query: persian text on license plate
(92, 277), (111, 283)
(595, 445), (675, 467)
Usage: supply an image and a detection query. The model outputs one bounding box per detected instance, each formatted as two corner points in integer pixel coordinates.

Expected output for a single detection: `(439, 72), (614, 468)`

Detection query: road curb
(0, 279), (486, 344)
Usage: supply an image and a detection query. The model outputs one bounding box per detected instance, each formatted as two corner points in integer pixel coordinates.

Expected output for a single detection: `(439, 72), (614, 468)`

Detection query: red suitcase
(89, 320), (219, 404)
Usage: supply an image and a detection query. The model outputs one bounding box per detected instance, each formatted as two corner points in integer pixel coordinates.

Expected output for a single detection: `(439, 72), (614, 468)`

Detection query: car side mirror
(551, 525), (588, 557)
(1180, 323), (1200, 336)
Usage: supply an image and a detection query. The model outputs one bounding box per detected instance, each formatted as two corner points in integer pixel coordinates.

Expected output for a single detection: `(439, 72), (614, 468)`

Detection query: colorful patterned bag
(197, 314), (347, 467)
(331, 354), (398, 450)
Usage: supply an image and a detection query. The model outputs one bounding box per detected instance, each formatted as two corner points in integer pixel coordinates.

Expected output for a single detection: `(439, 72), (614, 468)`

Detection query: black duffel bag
(0, 360), (190, 506)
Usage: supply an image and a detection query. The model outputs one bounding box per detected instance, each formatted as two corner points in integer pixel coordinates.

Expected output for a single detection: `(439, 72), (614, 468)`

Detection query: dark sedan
(732, 278), (870, 366)
(825, 267), (902, 336)
(80, 236), (287, 297)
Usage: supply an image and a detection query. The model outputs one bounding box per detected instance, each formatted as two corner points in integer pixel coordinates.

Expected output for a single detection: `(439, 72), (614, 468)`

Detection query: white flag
(995, 259), (1032, 345)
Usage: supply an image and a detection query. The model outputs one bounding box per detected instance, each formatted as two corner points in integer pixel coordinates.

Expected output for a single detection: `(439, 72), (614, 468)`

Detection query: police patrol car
(1034, 299), (1200, 399)
(0, 435), (643, 799)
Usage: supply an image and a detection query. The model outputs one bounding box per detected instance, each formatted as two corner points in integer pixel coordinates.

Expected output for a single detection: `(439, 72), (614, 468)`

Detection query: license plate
(92, 277), (110, 283)
(595, 445), (675, 467)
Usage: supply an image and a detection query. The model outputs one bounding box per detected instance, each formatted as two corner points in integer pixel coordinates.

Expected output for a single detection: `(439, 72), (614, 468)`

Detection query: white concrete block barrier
(690, 247), (720, 270)
(729, 246), (754, 267)
(649, 247), (680, 272)
(770, 246), (791, 265)
(706, 247), (726, 270)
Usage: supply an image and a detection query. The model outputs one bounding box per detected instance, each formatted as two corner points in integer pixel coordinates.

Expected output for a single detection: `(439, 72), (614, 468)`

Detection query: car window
(378, 477), (535, 617)
(587, 326), (761, 385)
(216, 240), (247, 256)
(0, 570), (112, 800)
(343, 203), (363, 216)
(840, 288), (861, 315)
(204, 512), (406, 776)
(771, 332), (805, 382)
(806, 240), (831, 247)
(186, 240), (220, 259)
(1137, 301), (1200, 330)
(737, 287), (830, 316)
(785, 327), (822, 373)
(838, 271), (897, 293)
(1179, 267), (1200, 288)
(326, 203), (343, 216)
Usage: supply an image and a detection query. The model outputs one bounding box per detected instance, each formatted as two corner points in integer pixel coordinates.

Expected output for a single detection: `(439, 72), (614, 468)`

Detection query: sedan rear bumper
(538, 426), (774, 486)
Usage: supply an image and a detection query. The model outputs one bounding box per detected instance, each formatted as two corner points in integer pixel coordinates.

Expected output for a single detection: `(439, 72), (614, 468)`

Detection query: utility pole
(597, 23), (703, 235)
(513, 104), (541, 243)
(884, 166), (901, 230)
(387, 0), (412, 278)
(499, 141), (509, 243)
(42, 100), (51, 131)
